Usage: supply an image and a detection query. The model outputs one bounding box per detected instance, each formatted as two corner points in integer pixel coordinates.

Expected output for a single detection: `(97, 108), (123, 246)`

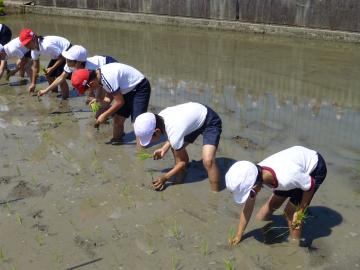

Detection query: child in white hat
(37, 45), (118, 101)
(134, 102), (222, 192)
(226, 146), (327, 246)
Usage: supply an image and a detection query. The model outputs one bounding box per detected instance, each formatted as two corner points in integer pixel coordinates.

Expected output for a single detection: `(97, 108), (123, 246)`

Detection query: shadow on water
(161, 157), (237, 191)
(242, 206), (342, 247)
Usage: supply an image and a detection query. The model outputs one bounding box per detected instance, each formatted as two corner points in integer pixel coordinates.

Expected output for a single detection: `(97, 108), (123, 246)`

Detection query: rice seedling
(292, 206), (309, 229)
(16, 213), (23, 225)
(145, 240), (156, 255)
(171, 255), (179, 270)
(224, 258), (235, 270)
(136, 149), (153, 161)
(0, 247), (5, 262)
(35, 233), (45, 247)
(86, 197), (98, 208)
(170, 220), (182, 240)
(10, 266), (17, 270)
(90, 102), (101, 113)
(228, 227), (236, 243)
(16, 165), (21, 176)
(199, 239), (209, 256)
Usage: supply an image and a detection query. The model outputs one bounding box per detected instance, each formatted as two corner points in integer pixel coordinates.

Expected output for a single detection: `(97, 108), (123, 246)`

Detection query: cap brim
(62, 50), (73, 60)
(233, 189), (251, 204)
(139, 133), (153, 147)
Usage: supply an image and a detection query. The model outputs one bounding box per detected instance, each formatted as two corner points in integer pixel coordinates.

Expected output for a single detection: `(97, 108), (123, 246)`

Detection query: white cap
(134, 112), (156, 146)
(62, 45), (87, 62)
(225, 161), (258, 204)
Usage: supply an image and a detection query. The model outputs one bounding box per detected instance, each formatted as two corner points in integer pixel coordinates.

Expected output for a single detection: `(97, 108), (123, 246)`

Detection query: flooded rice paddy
(0, 14), (359, 270)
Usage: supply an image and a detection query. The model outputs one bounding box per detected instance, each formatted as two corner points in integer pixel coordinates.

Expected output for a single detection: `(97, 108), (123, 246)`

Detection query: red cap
(71, 69), (90, 94)
(19, 28), (35, 46)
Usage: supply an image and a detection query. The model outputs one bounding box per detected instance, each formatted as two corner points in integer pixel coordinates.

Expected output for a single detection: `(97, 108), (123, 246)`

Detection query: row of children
(0, 24), (327, 246)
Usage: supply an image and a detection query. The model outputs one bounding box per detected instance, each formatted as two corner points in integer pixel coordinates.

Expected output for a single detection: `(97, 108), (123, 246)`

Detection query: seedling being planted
(228, 227), (236, 244)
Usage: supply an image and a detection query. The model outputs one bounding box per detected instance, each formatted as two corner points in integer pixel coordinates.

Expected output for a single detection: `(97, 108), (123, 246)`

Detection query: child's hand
(37, 89), (47, 96)
(228, 235), (241, 247)
(96, 113), (107, 125)
(153, 148), (165, 160)
(152, 175), (167, 191)
(291, 211), (302, 229)
(28, 84), (36, 94)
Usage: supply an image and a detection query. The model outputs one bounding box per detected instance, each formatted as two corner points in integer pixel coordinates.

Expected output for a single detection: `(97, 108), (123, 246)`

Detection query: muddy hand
(152, 176), (166, 191)
(229, 235), (241, 247)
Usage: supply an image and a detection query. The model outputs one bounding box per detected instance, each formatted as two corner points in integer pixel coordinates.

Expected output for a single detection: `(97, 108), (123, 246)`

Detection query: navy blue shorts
(115, 78), (151, 122)
(105, 56), (118, 64)
(0, 24), (12, 45)
(274, 153), (327, 206)
(184, 105), (222, 147)
(47, 58), (67, 78)
(24, 50), (31, 59)
(47, 44), (72, 78)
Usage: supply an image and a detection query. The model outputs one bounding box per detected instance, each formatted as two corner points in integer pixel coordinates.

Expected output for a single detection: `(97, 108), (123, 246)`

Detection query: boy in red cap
(225, 146), (327, 246)
(71, 63), (151, 144)
(19, 28), (72, 99)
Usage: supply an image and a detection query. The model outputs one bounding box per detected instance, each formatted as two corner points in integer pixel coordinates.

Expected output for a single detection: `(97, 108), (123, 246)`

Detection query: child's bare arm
(230, 196), (256, 246)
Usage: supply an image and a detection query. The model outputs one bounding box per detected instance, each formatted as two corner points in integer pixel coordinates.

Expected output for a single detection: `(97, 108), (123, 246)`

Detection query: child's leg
(202, 144), (219, 192)
(60, 80), (69, 99)
(256, 194), (287, 221)
(283, 201), (302, 241)
(113, 114), (126, 140)
(171, 147), (189, 184)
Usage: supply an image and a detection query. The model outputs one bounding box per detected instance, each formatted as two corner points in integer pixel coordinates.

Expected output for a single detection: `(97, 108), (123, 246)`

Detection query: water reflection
(2, 14), (360, 151)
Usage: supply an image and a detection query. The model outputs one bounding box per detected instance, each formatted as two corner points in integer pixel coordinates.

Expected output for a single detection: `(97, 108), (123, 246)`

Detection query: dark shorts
(105, 56), (118, 64)
(0, 24), (12, 45)
(184, 105), (222, 147)
(47, 44), (72, 78)
(274, 153), (327, 206)
(24, 50), (31, 59)
(47, 58), (67, 78)
(115, 78), (151, 122)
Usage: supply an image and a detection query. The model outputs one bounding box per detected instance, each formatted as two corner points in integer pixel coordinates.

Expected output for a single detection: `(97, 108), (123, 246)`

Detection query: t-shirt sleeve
(169, 133), (185, 151)
(31, 50), (40, 60)
(295, 172), (313, 191)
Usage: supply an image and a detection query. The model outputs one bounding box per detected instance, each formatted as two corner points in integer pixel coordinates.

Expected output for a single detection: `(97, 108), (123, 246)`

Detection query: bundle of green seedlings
(136, 149), (153, 160)
(263, 206), (309, 239)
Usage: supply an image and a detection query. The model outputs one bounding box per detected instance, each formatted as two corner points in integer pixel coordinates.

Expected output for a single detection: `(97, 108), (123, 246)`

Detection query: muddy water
(0, 14), (359, 270)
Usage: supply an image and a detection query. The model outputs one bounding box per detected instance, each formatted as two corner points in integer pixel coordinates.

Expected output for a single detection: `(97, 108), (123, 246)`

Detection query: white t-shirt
(31, 36), (70, 60)
(63, 55), (109, 73)
(258, 146), (318, 191)
(3, 37), (29, 59)
(99, 63), (144, 95)
(159, 102), (208, 150)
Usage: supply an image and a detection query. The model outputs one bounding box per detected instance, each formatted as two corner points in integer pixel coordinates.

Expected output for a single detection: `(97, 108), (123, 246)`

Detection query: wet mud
(0, 14), (359, 270)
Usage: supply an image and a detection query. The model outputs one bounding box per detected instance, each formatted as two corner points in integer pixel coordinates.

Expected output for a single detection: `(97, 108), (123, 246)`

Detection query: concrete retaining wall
(30, 0), (360, 32)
